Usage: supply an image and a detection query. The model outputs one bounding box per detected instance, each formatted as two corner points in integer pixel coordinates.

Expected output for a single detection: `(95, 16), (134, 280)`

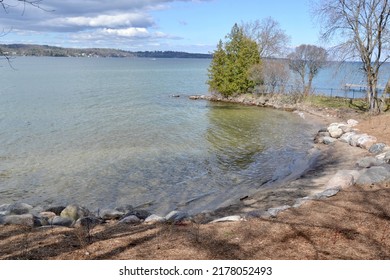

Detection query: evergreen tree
(208, 24), (261, 97)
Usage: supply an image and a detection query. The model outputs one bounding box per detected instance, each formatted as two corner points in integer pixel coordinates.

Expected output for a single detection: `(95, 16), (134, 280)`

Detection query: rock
(115, 204), (134, 213)
(118, 215), (141, 224)
(357, 135), (377, 150)
(314, 131), (330, 144)
(369, 143), (388, 154)
(50, 216), (74, 227)
(313, 187), (341, 199)
(328, 125), (344, 138)
(7, 202), (33, 215)
(144, 214), (166, 224)
(60, 205), (90, 222)
(45, 206), (66, 216)
(1, 214), (35, 227)
(323, 136), (337, 145)
(340, 132), (357, 144)
(384, 152), (390, 163)
(339, 125), (353, 133)
(75, 217), (103, 228)
(124, 209), (151, 220)
(99, 209), (124, 220)
(356, 157), (384, 168)
(347, 119), (359, 127)
(324, 170), (360, 189)
(39, 211), (57, 224)
(245, 210), (271, 219)
(356, 165), (390, 185)
(350, 133), (366, 147)
(210, 215), (241, 223)
(267, 205), (291, 217)
(293, 197), (312, 208)
(165, 211), (189, 223)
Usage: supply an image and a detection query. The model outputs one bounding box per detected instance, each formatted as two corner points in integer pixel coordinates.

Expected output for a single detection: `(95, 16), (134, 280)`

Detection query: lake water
(0, 57), (327, 215)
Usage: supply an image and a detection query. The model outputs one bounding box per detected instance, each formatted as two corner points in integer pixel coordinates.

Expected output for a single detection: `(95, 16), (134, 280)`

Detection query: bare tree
(242, 17), (291, 58)
(314, 0), (390, 113)
(262, 59), (290, 94)
(288, 44), (328, 96)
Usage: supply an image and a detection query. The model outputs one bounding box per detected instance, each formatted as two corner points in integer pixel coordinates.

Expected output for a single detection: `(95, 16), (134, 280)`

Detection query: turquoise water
(0, 57), (319, 215)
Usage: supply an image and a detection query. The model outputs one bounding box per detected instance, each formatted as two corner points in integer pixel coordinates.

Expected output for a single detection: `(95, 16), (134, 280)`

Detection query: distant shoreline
(0, 43), (212, 59)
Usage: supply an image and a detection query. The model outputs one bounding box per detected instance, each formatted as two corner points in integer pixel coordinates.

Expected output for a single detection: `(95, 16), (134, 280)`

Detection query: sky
(0, 0), (321, 54)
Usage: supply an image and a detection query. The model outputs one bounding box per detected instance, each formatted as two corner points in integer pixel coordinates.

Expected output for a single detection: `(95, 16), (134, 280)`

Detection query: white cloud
(0, 0), (213, 51)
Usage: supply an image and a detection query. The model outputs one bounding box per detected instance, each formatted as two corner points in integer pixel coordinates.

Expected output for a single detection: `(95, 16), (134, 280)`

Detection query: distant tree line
(0, 44), (212, 59)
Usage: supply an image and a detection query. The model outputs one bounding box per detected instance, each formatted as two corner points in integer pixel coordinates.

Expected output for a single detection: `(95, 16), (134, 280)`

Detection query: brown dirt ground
(1, 110), (390, 260)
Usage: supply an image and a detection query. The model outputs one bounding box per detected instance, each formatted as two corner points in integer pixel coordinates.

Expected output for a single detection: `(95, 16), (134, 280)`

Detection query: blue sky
(0, 0), (320, 53)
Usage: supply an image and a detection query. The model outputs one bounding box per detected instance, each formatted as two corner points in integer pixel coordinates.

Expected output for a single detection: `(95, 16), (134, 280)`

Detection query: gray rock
(245, 210), (271, 219)
(369, 143), (388, 154)
(7, 202), (33, 215)
(339, 125), (353, 133)
(144, 214), (166, 223)
(350, 133), (366, 147)
(384, 152), (390, 163)
(124, 209), (151, 220)
(356, 165), (390, 185)
(165, 211), (189, 223)
(50, 216), (74, 227)
(313, 187), (341, 199)
(357, 135), (377, 150)
(323, 136), (337, 145)
(115, 204), (134, 213)
(1, 214), (35, 227)
(99, 209), (124, 220)
(340, 132), (357, 144)
(0, 204), (11, 215)
(118, 215), (141, 224)
(210, 215), (241, 223)
(314, 132), (330, 144)
(60, 205), (90, 221)
(267, 205), (291, 217)
(75, 216), (103, 228)
(293, 197), (312, 208)
(357, 157), (384, 168)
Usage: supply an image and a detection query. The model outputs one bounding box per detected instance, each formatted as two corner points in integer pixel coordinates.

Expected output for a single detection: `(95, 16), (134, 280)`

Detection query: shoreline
(2, 94), (387, 228)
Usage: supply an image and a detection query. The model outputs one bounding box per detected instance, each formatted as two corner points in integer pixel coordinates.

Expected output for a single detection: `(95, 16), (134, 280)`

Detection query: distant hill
(0, 44), (212, 59)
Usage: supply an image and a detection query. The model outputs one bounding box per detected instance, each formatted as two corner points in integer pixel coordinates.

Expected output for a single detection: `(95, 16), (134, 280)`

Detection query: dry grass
(1, 181), (389, 260)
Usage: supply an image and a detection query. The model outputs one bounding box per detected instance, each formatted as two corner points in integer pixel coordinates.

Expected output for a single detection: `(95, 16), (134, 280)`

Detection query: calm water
(0, 57), (321, 215)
